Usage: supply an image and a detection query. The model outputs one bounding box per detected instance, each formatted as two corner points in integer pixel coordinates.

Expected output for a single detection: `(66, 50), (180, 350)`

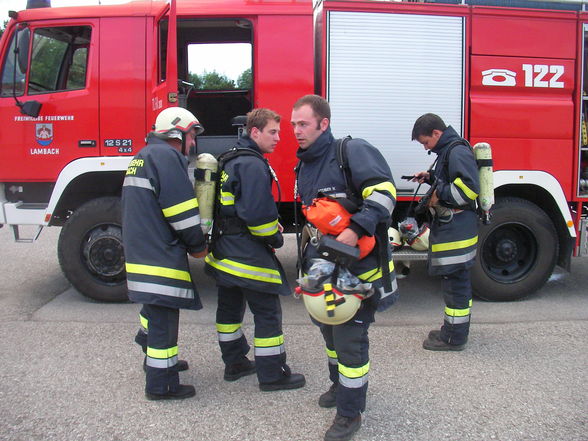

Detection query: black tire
(58, 197), (127, 302)
(472, 197), (558, 301)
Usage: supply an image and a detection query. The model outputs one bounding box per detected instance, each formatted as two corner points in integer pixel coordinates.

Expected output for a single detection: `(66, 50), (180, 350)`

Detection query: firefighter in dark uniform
(411, 113), (480, 351)
(122, 107), (208, 400)
(291, 95), (398, 441)
(205, 108), (306, 391)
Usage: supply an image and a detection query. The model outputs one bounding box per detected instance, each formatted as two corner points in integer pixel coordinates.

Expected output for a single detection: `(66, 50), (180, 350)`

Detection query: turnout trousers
(216, 285), (287, 383)
(134, 304), (181, 394)
(439, 268), (472, 345)
(318, 303), (375, 418)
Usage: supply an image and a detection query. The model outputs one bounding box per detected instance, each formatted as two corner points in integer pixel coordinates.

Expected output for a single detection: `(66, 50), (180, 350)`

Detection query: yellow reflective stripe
(254, 335), (284, 347)
(326, 348), (338, 359)
(220, 191), (235, 206)
(453, 177), (478, 201)
(125, 263), (192, 282)
(361, 181), (397, 200)
(445, 306), (471, 317)
(216, 323), (241, 333)
(357, 259), (395, 282)
(248, 219), (279, 237)
(339, 361), (370, 378)
(205, 253), (281, 284)
(162, 198), (198, 218)
(139, 314), (148, 330)
(147, 346), (178, 359)
(431, 236), (478, 253)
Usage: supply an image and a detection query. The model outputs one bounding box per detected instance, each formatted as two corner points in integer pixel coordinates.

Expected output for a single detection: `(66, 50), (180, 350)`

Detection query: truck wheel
(58, 197), (127, 302)
(472, 197), (558, 301)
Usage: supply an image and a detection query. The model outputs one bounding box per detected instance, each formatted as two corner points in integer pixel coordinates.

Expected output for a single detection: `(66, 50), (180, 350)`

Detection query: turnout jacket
(427, 126), (480, 276)
(205, 136), (289, 295)
(296, 128), (398, 311)
(122, 135), (207, 310)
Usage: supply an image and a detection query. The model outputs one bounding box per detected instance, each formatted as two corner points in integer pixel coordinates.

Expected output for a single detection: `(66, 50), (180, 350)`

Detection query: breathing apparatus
(473, 142), (494, 224)
(194, 153), (218, 234)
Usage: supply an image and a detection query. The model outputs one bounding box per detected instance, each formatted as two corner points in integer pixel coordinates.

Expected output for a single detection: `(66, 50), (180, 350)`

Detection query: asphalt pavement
(0, 225), (586, 441)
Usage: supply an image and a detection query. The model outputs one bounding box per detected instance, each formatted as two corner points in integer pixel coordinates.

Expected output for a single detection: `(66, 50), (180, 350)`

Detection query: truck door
(0, 20), (99, 184)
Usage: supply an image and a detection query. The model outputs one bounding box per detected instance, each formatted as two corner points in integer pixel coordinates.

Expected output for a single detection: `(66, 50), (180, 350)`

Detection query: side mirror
(16, 27), (30, 74)
(18, 100), (42, 117)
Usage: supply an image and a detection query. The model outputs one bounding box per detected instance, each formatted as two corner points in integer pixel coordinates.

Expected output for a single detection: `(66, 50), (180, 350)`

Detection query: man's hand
(190, 247), (208, 259)
(278, 222), (284, 233)
(412, 171), (429, 184)
(336, 228), (358, 247)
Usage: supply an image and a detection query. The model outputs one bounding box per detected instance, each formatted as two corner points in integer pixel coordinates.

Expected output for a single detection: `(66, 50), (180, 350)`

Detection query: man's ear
(250, 126), (260, 140)
(320, 118), (329, 132)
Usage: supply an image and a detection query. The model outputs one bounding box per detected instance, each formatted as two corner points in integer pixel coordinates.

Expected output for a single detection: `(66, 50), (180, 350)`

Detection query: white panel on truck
(326, 11), (464, 195)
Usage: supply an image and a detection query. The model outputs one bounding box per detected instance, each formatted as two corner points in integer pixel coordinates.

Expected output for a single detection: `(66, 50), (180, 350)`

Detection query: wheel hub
(84, 226), (124, 278)
(495, 238), (518, 263)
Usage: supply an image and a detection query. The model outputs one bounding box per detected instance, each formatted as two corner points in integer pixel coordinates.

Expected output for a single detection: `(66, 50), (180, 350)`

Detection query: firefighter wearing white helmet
(122, 106), (207, 400)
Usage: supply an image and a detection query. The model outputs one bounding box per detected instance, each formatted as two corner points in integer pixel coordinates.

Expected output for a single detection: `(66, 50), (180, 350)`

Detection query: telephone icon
(482, 69), (517, 87)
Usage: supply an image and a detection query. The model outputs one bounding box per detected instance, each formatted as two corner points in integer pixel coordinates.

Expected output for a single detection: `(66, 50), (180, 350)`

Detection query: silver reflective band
(430, 249), (477, 266)
(328, 356), (338, 365)
(218, 328), (244, 342)
(127, 280), (194, 299)
(123, 176), (154, 192)
(450, 183), (468, 206)
(339, 373), (368, 389)
(378, 280), (398, 300)
(170, 214), (201, 231)
(146, 355), (178, 369)
(328, 192), (348, 199)
(255, 345), (285, 357)
(444, 315), (470, 325)
(366, 191), (395, 215)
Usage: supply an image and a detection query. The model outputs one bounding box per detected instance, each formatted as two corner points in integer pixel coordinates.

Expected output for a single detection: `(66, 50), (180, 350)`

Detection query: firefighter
(410, 113), (480, 351)
(122, 107), (208, 400)
(205, 108), (306, 391)
(291, 95), (398, 441)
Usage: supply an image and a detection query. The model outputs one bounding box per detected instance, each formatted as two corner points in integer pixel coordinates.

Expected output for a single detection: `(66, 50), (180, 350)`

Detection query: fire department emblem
(36, 123), (53, 146)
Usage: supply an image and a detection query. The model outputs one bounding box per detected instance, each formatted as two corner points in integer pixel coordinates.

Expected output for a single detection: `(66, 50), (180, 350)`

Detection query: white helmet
(299, 283), (364, 325)
(153, 107), (204, 140)
(408, 224), (430, 251)
(388, 227), (404, 250)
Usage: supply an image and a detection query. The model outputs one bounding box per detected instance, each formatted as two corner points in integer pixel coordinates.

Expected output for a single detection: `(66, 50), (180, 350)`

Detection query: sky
(0, 0), (250, 81)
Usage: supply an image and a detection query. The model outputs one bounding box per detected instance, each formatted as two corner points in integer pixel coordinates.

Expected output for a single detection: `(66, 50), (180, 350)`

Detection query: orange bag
(302, 197), (375, 259)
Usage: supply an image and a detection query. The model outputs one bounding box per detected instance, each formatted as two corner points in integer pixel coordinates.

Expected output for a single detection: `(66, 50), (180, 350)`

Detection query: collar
(235, 135), (263, 155)
(296, 128), (335, 163)
(431, 125), (461, 155)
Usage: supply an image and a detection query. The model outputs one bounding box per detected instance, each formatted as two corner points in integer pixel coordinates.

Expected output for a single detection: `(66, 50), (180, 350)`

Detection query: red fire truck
(0, 0), (586, 303)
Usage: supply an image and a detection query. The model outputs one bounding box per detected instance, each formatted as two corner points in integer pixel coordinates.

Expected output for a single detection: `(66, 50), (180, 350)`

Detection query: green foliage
(188, 69), (251, 90)
(237, 68), (252, 89)
(0, 20), (7, 39)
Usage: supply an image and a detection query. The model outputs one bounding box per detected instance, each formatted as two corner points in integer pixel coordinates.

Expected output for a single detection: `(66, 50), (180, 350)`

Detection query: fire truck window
(28, 26), (91, 94)
(0, 31), (26, 97)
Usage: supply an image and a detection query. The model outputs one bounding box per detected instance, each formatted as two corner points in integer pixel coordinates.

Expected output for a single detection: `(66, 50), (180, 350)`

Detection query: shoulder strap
(442, 138), (472, 174)
(336, 136), (358, 199)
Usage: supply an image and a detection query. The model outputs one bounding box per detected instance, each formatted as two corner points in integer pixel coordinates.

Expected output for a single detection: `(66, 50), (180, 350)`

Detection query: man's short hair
(293, 94), (331, 125)
(246, 108), (281, 134)
(411, 113), (447, 140)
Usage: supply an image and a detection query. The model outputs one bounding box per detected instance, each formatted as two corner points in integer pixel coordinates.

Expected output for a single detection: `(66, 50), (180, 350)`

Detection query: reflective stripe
(147, 345), (178, 359)
(255, 345), (285, 356)
(431, 236), (478, 253)
(377, 282), (398, 300)
(139, 313), (148, 331)
(205, 253), (282, 284)
(361, 181), (397, 200)
(454, 177), (478, 201)
(445, 314), (471, 324)
(220, 191), (235, 206)
(127, 281), (194, 299)
(146, 355), (178, 369)
(445, 306), (471, 324)
(366, 191), (395, 215)
(125, 263), (192, 282)
(248, 219), (279, 237)
(450, 183), (468, 206)
(123, 176), (154, 192)
(430, 249), (477, 266)
(326, 347), (338, 365)
(216, 323), (244, 342)
(338, 361), (370, 389)
(357, 259), (395, 282)
(162, 198), (198, 218)
(254, 335), (285, 357)
(169, 214), (200, 231)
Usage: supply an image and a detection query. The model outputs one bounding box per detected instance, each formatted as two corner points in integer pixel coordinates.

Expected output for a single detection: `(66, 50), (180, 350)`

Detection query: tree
(0, 20), (7, 39)
(237, 68), (252, 89)
(187, 70), (235, 90)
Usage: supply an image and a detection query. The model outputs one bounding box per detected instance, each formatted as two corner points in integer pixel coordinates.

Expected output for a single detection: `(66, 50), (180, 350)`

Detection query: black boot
(224, 358), (256, 381)
(423, 332), (465, 351)
(145, 384), (195, 401)
(143, 357), (189, 373)
(324, 414), (362, 441)
(259, 373), (306, 391)
(318, 383), (337, 408)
